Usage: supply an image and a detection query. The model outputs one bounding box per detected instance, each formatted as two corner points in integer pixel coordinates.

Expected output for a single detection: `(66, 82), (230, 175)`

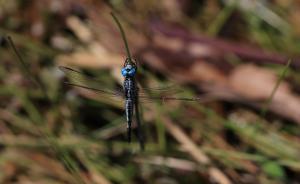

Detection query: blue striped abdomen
(124, 78), (137, 142)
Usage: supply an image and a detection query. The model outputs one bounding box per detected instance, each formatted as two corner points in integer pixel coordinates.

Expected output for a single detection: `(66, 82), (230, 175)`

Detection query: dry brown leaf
(142, 51), (170, 72)
(153, 33), (184, 52)
(188, 43), (214, 58)
(55, 38), (124, 69)
(229, 64), (300, 124)
(56, 15), (124, 69)
(229, 64), (290, 99)
(66, 16), (93, 43)
(157, 60), (227, 87)
(190, 61), (227, 85)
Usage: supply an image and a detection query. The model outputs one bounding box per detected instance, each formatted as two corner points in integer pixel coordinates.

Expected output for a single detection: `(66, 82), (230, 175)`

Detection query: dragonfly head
(121, 58), (137, 77)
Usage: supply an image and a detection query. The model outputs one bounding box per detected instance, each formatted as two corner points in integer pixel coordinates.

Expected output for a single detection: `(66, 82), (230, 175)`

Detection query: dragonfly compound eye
(121, 67), (128, 77)
(122, 63), (136, 77)
(128, 68), (136, 77)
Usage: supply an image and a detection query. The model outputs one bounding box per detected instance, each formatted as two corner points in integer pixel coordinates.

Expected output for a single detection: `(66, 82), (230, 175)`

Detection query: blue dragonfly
(59, 59), (213, 150)
(59, 13), (214, 150)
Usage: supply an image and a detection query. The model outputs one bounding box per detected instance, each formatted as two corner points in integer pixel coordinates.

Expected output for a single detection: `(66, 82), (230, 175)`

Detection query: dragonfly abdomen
(125, 99), (134, 124)
(124, 78), (137, 142)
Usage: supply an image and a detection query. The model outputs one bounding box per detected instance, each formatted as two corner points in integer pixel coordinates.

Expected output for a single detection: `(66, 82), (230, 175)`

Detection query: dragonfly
(59, 13), (215, 150)
(59, 59), (213, 150)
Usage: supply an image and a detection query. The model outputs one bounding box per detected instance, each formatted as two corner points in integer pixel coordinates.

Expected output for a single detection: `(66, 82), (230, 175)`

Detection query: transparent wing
(59, 66), (214, 104)
(139, 84), (184, 97)
(139, 84), (213, 103)
(59, 66), (182, 97)
(59, 66), (106, 84)
(63, 82), (122, 97)
(59, 66), (124, 98)
(138, 93), (215, 103)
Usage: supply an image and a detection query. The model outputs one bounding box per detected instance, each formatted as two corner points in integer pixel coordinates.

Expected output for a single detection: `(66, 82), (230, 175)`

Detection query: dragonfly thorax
(121, 64), (136, 77)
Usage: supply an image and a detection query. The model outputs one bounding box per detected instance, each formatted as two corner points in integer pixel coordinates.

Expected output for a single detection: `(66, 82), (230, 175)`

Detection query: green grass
(1, 1), (300, 183)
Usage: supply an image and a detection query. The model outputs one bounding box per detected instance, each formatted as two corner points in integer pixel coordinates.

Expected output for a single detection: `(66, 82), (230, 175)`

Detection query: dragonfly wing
(59, 66), (125, 101)
(137, 93), (216, 103)
(138, 84), (184, 97)
(64, 82), (122, 96)
(59, 66), (110, 84)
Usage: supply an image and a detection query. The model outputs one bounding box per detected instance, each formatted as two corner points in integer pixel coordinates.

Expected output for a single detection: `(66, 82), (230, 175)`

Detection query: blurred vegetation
(0, 0), (300, 184)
